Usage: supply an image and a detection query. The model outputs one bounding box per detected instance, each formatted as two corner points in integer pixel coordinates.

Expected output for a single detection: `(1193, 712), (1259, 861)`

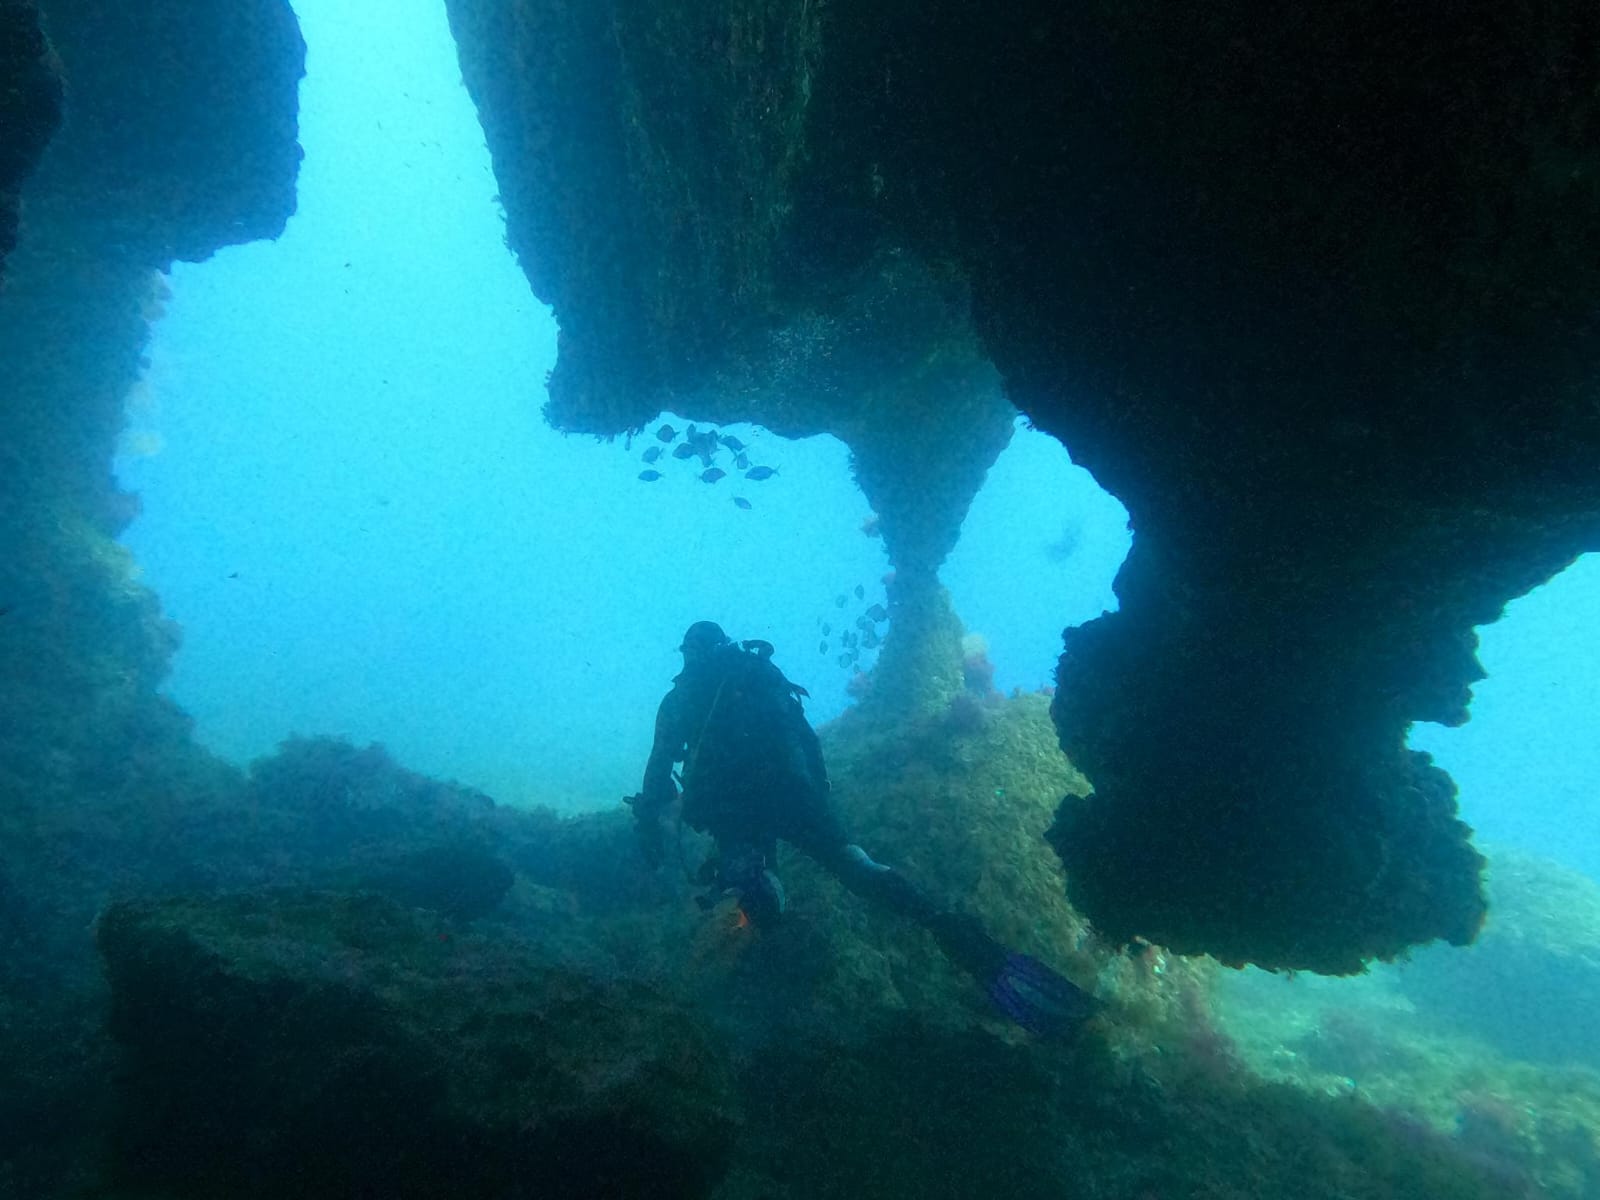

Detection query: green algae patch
(1220, 988), (1600, 1200)
(80, 729), (1525, 1200)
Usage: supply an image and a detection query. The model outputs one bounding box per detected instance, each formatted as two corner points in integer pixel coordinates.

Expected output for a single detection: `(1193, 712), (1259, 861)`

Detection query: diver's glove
(624, 794), (666, 868)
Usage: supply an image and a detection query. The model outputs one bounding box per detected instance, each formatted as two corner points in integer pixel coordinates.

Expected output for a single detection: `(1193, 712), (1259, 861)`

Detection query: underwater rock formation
(0, 0), (306, 871)
(0, 11), (304, 1182)
(98, 890), (737, 1200)
(442, 0), (1600, 972)
(0, 1), (59, 280)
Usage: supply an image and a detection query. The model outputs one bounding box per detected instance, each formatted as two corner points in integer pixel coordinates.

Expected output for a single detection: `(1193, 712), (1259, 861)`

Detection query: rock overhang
(448, 1), (1600, 969)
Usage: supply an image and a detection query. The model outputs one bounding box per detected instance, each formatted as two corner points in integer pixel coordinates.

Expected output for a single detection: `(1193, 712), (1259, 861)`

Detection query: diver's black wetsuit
(635, 639), (946, 929)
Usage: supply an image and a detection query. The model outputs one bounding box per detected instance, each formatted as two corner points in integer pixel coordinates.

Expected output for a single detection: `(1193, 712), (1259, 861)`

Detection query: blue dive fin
(985, 951), (1101, 1037)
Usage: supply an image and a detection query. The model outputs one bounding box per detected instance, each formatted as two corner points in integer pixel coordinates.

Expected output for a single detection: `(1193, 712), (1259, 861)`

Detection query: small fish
(656, 424), (677, 442)
(861, 629), (879, 649)
(1045, 524), (1081, 563)
(821, 623), (831, 637)
(672, 443), (697, 460)
(854, 584), (864, 600)
(819, 641), (828, 655)
(865, 603), (888, 622)
(835, 594), (847, 608)
(744, 465), (779, 481)
(733, 497), (752, 510)
(861, 512), (881, 538)
(642, 446), (663, 463)
(227, 572), (240, 580)
(837, 653), (853, 668)
(700, 467), (726, 483)
(735, 452), (751, 470)
(638, 469), (663, 482)
(720, 434), (746, 452)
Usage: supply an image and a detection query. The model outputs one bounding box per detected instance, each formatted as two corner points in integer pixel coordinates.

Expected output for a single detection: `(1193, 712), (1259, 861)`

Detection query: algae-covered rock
(246, 735), (665, 918)
(1399, 848), (1600, 1070)
(98, 889), (738, 1200)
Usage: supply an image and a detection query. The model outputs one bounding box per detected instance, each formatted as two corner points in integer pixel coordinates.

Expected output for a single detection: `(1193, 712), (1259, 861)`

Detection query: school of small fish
(816, 588), (890, 671)
(630, 422), (780, 510)
(636, 421), (886, 674)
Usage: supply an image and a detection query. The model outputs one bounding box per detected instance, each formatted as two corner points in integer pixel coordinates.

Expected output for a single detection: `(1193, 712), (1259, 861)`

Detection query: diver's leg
(705, 826), (786, 926)
(803, 836), (942, 924)
(775, 787), (944, 923)
(788, 812), (1101, 1035)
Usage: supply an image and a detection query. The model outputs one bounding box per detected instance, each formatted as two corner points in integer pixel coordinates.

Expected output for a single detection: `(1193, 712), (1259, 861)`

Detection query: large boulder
(98, 890), (739, 1200)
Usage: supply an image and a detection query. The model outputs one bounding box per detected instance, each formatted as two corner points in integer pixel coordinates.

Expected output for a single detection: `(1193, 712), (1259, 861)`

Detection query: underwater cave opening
(111, 0), (898, 814)
(105, 0), (1143, 821)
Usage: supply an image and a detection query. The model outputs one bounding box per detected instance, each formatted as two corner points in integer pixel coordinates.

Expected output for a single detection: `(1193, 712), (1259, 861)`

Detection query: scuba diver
(627, 620), (1099, 1036)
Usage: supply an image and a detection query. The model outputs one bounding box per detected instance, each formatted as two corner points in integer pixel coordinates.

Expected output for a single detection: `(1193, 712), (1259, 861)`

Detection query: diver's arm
(629, 692), (685, 868)
(639, 692), (684, 814)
